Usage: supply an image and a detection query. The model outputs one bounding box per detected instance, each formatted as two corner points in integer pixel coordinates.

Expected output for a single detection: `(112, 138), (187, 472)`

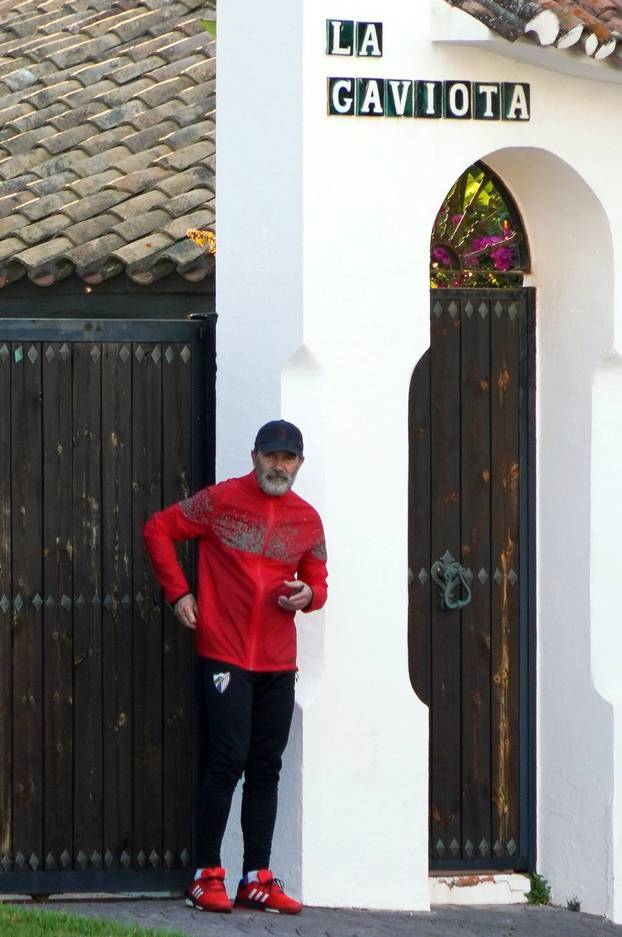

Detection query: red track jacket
(143, 471), (327, 671)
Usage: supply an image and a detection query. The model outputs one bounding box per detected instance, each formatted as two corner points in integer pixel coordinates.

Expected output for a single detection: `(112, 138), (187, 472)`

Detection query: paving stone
(8, 899), (622, 937)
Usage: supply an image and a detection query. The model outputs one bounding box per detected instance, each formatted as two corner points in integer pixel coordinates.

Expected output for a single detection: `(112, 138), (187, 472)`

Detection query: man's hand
(277, 580), (312, 612)
(174, 593), (198, 630)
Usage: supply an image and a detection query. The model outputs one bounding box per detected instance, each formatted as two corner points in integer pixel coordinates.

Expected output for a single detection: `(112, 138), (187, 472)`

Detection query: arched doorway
(408, 163), (535, 872)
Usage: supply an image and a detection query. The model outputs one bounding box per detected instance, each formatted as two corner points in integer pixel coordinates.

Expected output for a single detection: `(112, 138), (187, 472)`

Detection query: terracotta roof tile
(0, 0), (216, 289)
(445, 0), (622, 60)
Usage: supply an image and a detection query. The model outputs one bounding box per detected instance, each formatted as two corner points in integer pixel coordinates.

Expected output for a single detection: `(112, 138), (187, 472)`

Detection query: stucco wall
(217, 0), (622, 917)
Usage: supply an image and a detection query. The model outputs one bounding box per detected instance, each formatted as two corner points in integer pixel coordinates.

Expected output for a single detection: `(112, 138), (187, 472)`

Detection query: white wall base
(430, 874), (530, 906)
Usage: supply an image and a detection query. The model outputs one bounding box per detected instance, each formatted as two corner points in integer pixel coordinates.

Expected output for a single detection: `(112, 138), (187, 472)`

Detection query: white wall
(218, 0), (622, 916)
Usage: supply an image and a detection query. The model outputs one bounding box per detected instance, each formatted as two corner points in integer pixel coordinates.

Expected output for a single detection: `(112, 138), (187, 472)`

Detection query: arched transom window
(430, 162), (529, 289)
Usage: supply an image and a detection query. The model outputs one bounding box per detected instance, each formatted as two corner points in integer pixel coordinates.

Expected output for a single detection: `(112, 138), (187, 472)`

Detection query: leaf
(201, 18), (217, 37)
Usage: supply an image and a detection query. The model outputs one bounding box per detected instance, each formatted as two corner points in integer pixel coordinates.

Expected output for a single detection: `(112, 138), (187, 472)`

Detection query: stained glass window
(430, 162), (529, 289)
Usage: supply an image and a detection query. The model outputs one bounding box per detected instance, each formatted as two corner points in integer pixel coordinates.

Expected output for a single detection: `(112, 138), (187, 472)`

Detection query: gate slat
(43, 343), (74, 870)
(430, 300), (462, 861)
(132, 342), (163, 871)
(73, 343), (103, 869)
(102, 343), (133, 870)
(491, 298), (521, 860)
(408, 350), (431, 705)
(12, 341), (44, 870)
(0, 343), (12, 870)
(460, 298), (492, 862)
(162, 342), (194, 871)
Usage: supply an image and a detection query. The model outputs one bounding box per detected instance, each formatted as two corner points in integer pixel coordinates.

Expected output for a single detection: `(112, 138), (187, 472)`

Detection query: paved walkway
(14, 898), (622, 937)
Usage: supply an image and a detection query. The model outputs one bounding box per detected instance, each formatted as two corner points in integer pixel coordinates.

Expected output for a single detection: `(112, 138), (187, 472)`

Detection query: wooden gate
(0, 317), (215, 895)
(408, 290), (534, 871)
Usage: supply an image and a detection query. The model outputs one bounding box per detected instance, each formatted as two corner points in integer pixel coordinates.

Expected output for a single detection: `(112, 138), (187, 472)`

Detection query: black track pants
(195, 657), (296, 873)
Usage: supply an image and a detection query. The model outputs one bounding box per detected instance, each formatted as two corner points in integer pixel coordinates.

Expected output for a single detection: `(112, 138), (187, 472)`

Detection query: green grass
(0, 904), (189, 937)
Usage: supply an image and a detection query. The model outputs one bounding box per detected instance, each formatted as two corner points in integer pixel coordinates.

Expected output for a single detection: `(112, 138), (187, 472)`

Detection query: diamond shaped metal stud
(135, 346), (145, 363)
(137, 850), (146, 868)
(164, 850), (174, 869)
(119, 345), (130, 363)
(0, 595), (9, 614)
(15, 852), (26, 870)
(29, 852), (40, 870)
(478, 302), (488, 319)
(507, 838), (517, 856)
(14, 594), (23, 612)
(91, 850), (102, 869)
(479, 838), (489, 857)
(151, 347), (161, 365)
(418, 568), (428, 586)
(164, 347), (174, 365)
(435, 839), (445, 857)
(46, 851), (56, 870)
(463, 568), (473, 584)
(27, 346), (38, 364)
(76, 850), (87, 869)
(61, 594), (72, 611)
(478, 568), (488, 585)
(464, 840), (474, 858)
(448, 301), (458, 320)
(149, 849), (159, 868)
(121, 594), (131, 608)
(180, 849), (190, 868)
(180, 345), (191, 364)
(494, 569), (503, 586)
(1, 854), (11, 872)
(92, 594), (101, 607)
(433, 301), (443, 319)
(75, 594), (85, 608)
(464, 302), (474, 318)
(449, 838), (460, 857)
(508, 569), (518, 586)
(495, 301), (504, 318)
(45, 346), (55, 363)
(105, 850), (114, 869)
(59, 344), (70, 361)
(441, 550), (455, 565)
(120, 850), (131, 869)
(60, 849), (71, 869)
(104, 594), (113, 610)
(0, 344), (8, 363)
(90, 345), (100, 364)
(32, 593), (43, 611)
(493, 839), (504, 858)
(45, 595), (55, 608)
(508, 303), (518, 321)
(135, 591), (144, 606)
(14, 346), (23, 364)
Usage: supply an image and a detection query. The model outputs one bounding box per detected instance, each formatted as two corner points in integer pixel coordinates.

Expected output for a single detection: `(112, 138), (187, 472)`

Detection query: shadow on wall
(485, 146), (614, 917)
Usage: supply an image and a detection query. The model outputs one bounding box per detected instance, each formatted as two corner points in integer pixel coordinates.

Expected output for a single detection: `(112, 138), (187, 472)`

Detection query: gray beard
(255, 468), (295, 496)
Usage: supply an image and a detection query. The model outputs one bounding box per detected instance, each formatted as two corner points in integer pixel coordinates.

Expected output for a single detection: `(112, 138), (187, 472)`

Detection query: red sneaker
(235, 869), (302, 914)
(186, 866), (232, 913)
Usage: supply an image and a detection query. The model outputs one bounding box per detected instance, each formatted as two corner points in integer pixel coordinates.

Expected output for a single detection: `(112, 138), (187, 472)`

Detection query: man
(143, 420), (327, 915)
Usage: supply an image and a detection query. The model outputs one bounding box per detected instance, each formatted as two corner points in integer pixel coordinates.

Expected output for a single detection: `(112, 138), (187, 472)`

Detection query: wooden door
(0, 317), (215, 895)
(408, 290), (534, 871)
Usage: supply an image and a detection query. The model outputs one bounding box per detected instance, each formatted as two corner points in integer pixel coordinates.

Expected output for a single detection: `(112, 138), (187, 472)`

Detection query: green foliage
(201, 18), (216, 37)
(0, 904), (188, 937)
(527, 872), (552, 906)
(567, 895), (581, 912)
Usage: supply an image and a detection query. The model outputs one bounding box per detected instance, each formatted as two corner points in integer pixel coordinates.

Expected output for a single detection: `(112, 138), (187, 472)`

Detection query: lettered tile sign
(326, 19), (383, 56)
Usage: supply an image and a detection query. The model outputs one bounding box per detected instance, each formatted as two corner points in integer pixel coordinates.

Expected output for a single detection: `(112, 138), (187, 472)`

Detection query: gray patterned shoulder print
(179, 488), (213, 526)
(311, 535), (327, 562)
(212, 512), (267, 554)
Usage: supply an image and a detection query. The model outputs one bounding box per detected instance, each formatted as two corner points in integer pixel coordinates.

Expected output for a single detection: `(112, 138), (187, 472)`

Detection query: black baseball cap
(254, 420), (304, 456)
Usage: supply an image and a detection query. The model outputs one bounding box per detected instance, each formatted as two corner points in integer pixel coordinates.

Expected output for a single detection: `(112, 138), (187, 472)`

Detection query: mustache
(265, 469), (288, 480)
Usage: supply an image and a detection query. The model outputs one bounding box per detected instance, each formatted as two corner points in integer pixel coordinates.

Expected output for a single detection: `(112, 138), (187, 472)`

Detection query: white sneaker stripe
(261, 892), (269, 902)
(249, 888), (258, 900)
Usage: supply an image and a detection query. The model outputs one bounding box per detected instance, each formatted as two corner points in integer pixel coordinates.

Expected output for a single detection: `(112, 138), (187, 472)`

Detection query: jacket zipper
(247, 497), (275, 670)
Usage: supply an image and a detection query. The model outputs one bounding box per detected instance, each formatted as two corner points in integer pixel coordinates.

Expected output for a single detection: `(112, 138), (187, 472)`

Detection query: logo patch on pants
(213, 672), (230, 694)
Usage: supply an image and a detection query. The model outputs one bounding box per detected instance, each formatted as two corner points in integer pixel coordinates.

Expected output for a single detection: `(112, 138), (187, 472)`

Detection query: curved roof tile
(0, 0), (216, 289)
